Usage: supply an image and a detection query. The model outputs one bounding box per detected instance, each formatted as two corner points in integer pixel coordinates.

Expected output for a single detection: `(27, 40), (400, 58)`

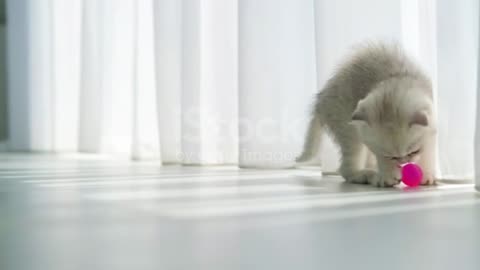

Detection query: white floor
(0, 154), (479, 270)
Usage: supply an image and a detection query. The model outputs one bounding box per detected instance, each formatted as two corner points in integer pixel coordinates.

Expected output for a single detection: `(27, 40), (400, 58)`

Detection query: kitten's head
(351, 77), (435, 165)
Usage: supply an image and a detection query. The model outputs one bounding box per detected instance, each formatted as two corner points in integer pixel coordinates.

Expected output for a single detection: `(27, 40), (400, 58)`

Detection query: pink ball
(401, 162), (423, 187)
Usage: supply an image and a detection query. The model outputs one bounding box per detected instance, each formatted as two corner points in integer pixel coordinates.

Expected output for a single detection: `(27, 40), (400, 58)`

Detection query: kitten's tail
(296, 114), (324, 164)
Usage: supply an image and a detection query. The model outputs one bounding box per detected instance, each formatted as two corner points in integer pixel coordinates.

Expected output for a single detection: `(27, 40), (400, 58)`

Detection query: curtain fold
(132, 0), (160, 160)
(7, 0), (55, 151)
(181, 0), (238, 165)
(435, 0), (478, 179)
(5, 0), (479, 181)
(476, 0), (480, 191)
(238, 0), (317, 168)
(79, 0), (138, 156)
(153, 0), (182, 163)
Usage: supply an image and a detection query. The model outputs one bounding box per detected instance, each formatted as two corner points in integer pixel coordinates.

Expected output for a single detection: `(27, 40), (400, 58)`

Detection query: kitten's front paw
(369, 174), (400, 188)
(421, 173), (436, 186)
(345, 170), (376, 184)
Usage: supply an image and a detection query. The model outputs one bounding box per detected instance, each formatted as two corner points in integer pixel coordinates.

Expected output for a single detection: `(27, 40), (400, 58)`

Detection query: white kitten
(297, 43), (436, 187)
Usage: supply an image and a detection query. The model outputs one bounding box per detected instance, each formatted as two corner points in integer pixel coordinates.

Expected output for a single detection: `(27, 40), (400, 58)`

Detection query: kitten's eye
(408, 149), (421, 156)
(387, 156), (400, 161)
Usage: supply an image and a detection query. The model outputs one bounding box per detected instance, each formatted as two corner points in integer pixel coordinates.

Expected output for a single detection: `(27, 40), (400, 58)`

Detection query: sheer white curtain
(476, 1), (480, 191)
(5, 0), (479, 180)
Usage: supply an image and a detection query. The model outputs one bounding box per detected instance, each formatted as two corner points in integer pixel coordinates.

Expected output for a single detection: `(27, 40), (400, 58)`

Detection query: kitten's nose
(397, 157), (410, 165)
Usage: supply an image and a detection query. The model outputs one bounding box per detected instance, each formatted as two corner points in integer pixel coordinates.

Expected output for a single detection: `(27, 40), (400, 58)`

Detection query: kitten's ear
(351, 106), (368, 124)
(351, 110), (366, 121)
(410, 111), (428, 127)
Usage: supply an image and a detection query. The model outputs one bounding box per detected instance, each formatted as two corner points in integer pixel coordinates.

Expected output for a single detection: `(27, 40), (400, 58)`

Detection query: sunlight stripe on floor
(85, 184), (323, 200)
(31, 173), (324, 187)
(138, 185), (474, 218)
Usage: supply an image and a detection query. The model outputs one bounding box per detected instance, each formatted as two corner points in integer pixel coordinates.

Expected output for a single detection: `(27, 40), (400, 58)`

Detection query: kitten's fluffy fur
(297, 43), (436, 187)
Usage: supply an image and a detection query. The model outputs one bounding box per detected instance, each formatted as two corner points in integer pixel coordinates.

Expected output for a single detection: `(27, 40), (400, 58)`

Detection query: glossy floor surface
(1, 154), (479, 270)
